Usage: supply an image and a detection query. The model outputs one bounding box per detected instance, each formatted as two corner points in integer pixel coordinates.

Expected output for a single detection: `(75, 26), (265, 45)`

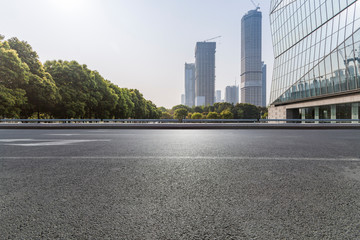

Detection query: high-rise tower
(195, 42), (216, 106)
(241, 8), (262, 106)
(225, 85), (239, 105)
(262, 62), (267, 107)
(184, 63), (195, 107)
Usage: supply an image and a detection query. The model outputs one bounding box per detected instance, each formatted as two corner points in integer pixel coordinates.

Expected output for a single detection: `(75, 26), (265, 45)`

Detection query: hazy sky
(1, 0), (273, 108)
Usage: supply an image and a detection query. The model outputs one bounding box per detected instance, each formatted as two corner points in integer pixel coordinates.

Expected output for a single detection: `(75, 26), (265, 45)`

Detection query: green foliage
(192, 106), (204, 113)
(206, 112), (219, 119)
(0, 36), (160, 119)
(172, 104), (191, 112)
(0, 85), (26, 118)
(191, 112), (203, 119)
(174, 108), (188, 122)
(220, 109), (234, 119)
(164, 102), (265, 120)
(158, 106), (167, 112)
(6, 38), (60, 118)
(161, 112), (172, 119)
(213, 102), (233, 113)
(258, 106), (268, 119)
(233, 103), (260, 119)
(203, 106), (215, 113)
(0, 41), (29, 89)
(262, 112), (268, 119)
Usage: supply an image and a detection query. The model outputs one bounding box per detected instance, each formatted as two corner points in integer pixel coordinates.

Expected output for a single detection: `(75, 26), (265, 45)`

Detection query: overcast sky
(1, 0), (274, 108)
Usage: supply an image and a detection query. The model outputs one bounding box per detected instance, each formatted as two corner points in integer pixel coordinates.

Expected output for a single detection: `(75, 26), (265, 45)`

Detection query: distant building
(241, 8), (263, 106)
(262, 62), (267, 107)
(195, 42), (216, 106)
(195, 96), (205, 106)
(185, 63), (195, 107)
(215, 90), (222, 103)
(181, 94), (185, 105)
(225, 85), (239, 105)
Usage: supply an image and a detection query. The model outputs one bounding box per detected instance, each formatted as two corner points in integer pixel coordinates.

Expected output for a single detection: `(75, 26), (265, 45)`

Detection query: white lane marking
(0, 156), (359, 161)
(45, 134), (82, 136)
(5, 139), (110, 146)
(0, 139), (36, 142)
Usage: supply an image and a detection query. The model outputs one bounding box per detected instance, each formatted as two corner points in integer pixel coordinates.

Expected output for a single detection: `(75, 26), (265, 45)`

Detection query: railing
(0, 119), (101, 123)
(102, 119), (179, 123)
(0, 119), (360, 123)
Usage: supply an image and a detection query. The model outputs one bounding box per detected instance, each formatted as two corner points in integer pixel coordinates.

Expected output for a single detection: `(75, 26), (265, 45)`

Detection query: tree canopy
(0, 36), (161, 119)
(174, 108), (188, 122)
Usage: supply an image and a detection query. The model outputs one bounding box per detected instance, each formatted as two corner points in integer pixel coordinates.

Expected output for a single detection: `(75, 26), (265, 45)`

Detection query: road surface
(1, 129), (360, 239)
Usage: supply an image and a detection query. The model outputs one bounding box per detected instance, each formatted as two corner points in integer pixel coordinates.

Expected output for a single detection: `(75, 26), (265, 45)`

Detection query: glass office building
(269, 0), (360, 121)
(241, 9), (263, 107)
(195, 42), (216, 106)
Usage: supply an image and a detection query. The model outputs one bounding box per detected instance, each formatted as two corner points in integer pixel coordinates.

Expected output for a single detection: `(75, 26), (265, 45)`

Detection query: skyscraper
(262, 62), (267, 107)
(195, 42), (216, 106)
(269, 0), (360, 121)
(225, 85), (239, 105)
(184, 63), (195, 107)
(241, 8), (262, 106)
(215, 90), (222, 103)
(181, 94), (185, 105)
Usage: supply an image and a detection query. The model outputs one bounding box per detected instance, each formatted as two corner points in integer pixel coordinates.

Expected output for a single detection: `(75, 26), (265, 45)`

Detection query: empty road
(1, 129), (360, 239)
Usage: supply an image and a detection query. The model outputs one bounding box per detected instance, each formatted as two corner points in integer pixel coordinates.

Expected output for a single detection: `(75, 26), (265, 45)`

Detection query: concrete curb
(1, 123), (360, 129)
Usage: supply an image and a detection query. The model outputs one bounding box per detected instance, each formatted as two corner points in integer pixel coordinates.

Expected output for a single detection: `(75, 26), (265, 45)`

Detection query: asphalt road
(1, 129), (360, 239)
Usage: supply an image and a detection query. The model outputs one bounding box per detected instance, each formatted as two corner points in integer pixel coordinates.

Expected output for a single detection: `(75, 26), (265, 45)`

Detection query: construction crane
(250, 0), (260, 10)
(203, 36), (222, 42)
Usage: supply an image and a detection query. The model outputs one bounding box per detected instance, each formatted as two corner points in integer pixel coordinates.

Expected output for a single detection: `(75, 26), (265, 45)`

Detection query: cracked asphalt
(0, 129), (360, 239)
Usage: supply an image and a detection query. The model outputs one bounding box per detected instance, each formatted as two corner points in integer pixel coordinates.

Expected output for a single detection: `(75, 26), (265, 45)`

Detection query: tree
(258, 106), (268, 119)
(204, 106), (215, 113)
(172, 104), (191, 112)
(7, 38), (60, 118)
(220, 109), (234, 119)
(262, 112), (268, 119)
(0, 85), (27, 118)
(161, 112), (172, 119)
(45, 60), (91, 118)
(213, 102), (233, 113)
(207, 112), (219, 119)
(109, 84), (133, 119)
(0, 41), (29, 89)
(0, 40), (29, 118)
(45, 60), (124, 118)
(174, 108), (188, 122)
(0, 36), (161, 120)
(130, 89), (147, 118)
(145, 100), (161, 119)
(233, 103), (260, 119)
(192, 106), (204, 113)
(191, 112), (202, 119)
(158, 107), (167, 112)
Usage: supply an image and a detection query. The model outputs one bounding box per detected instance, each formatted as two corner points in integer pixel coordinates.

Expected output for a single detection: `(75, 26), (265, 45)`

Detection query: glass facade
(195, 42), (216, 106)
(241, 9), (263, 106)
(185, 63), (195, 107)
(293, 102), (360, 123)
(270, 0), (360, 105)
